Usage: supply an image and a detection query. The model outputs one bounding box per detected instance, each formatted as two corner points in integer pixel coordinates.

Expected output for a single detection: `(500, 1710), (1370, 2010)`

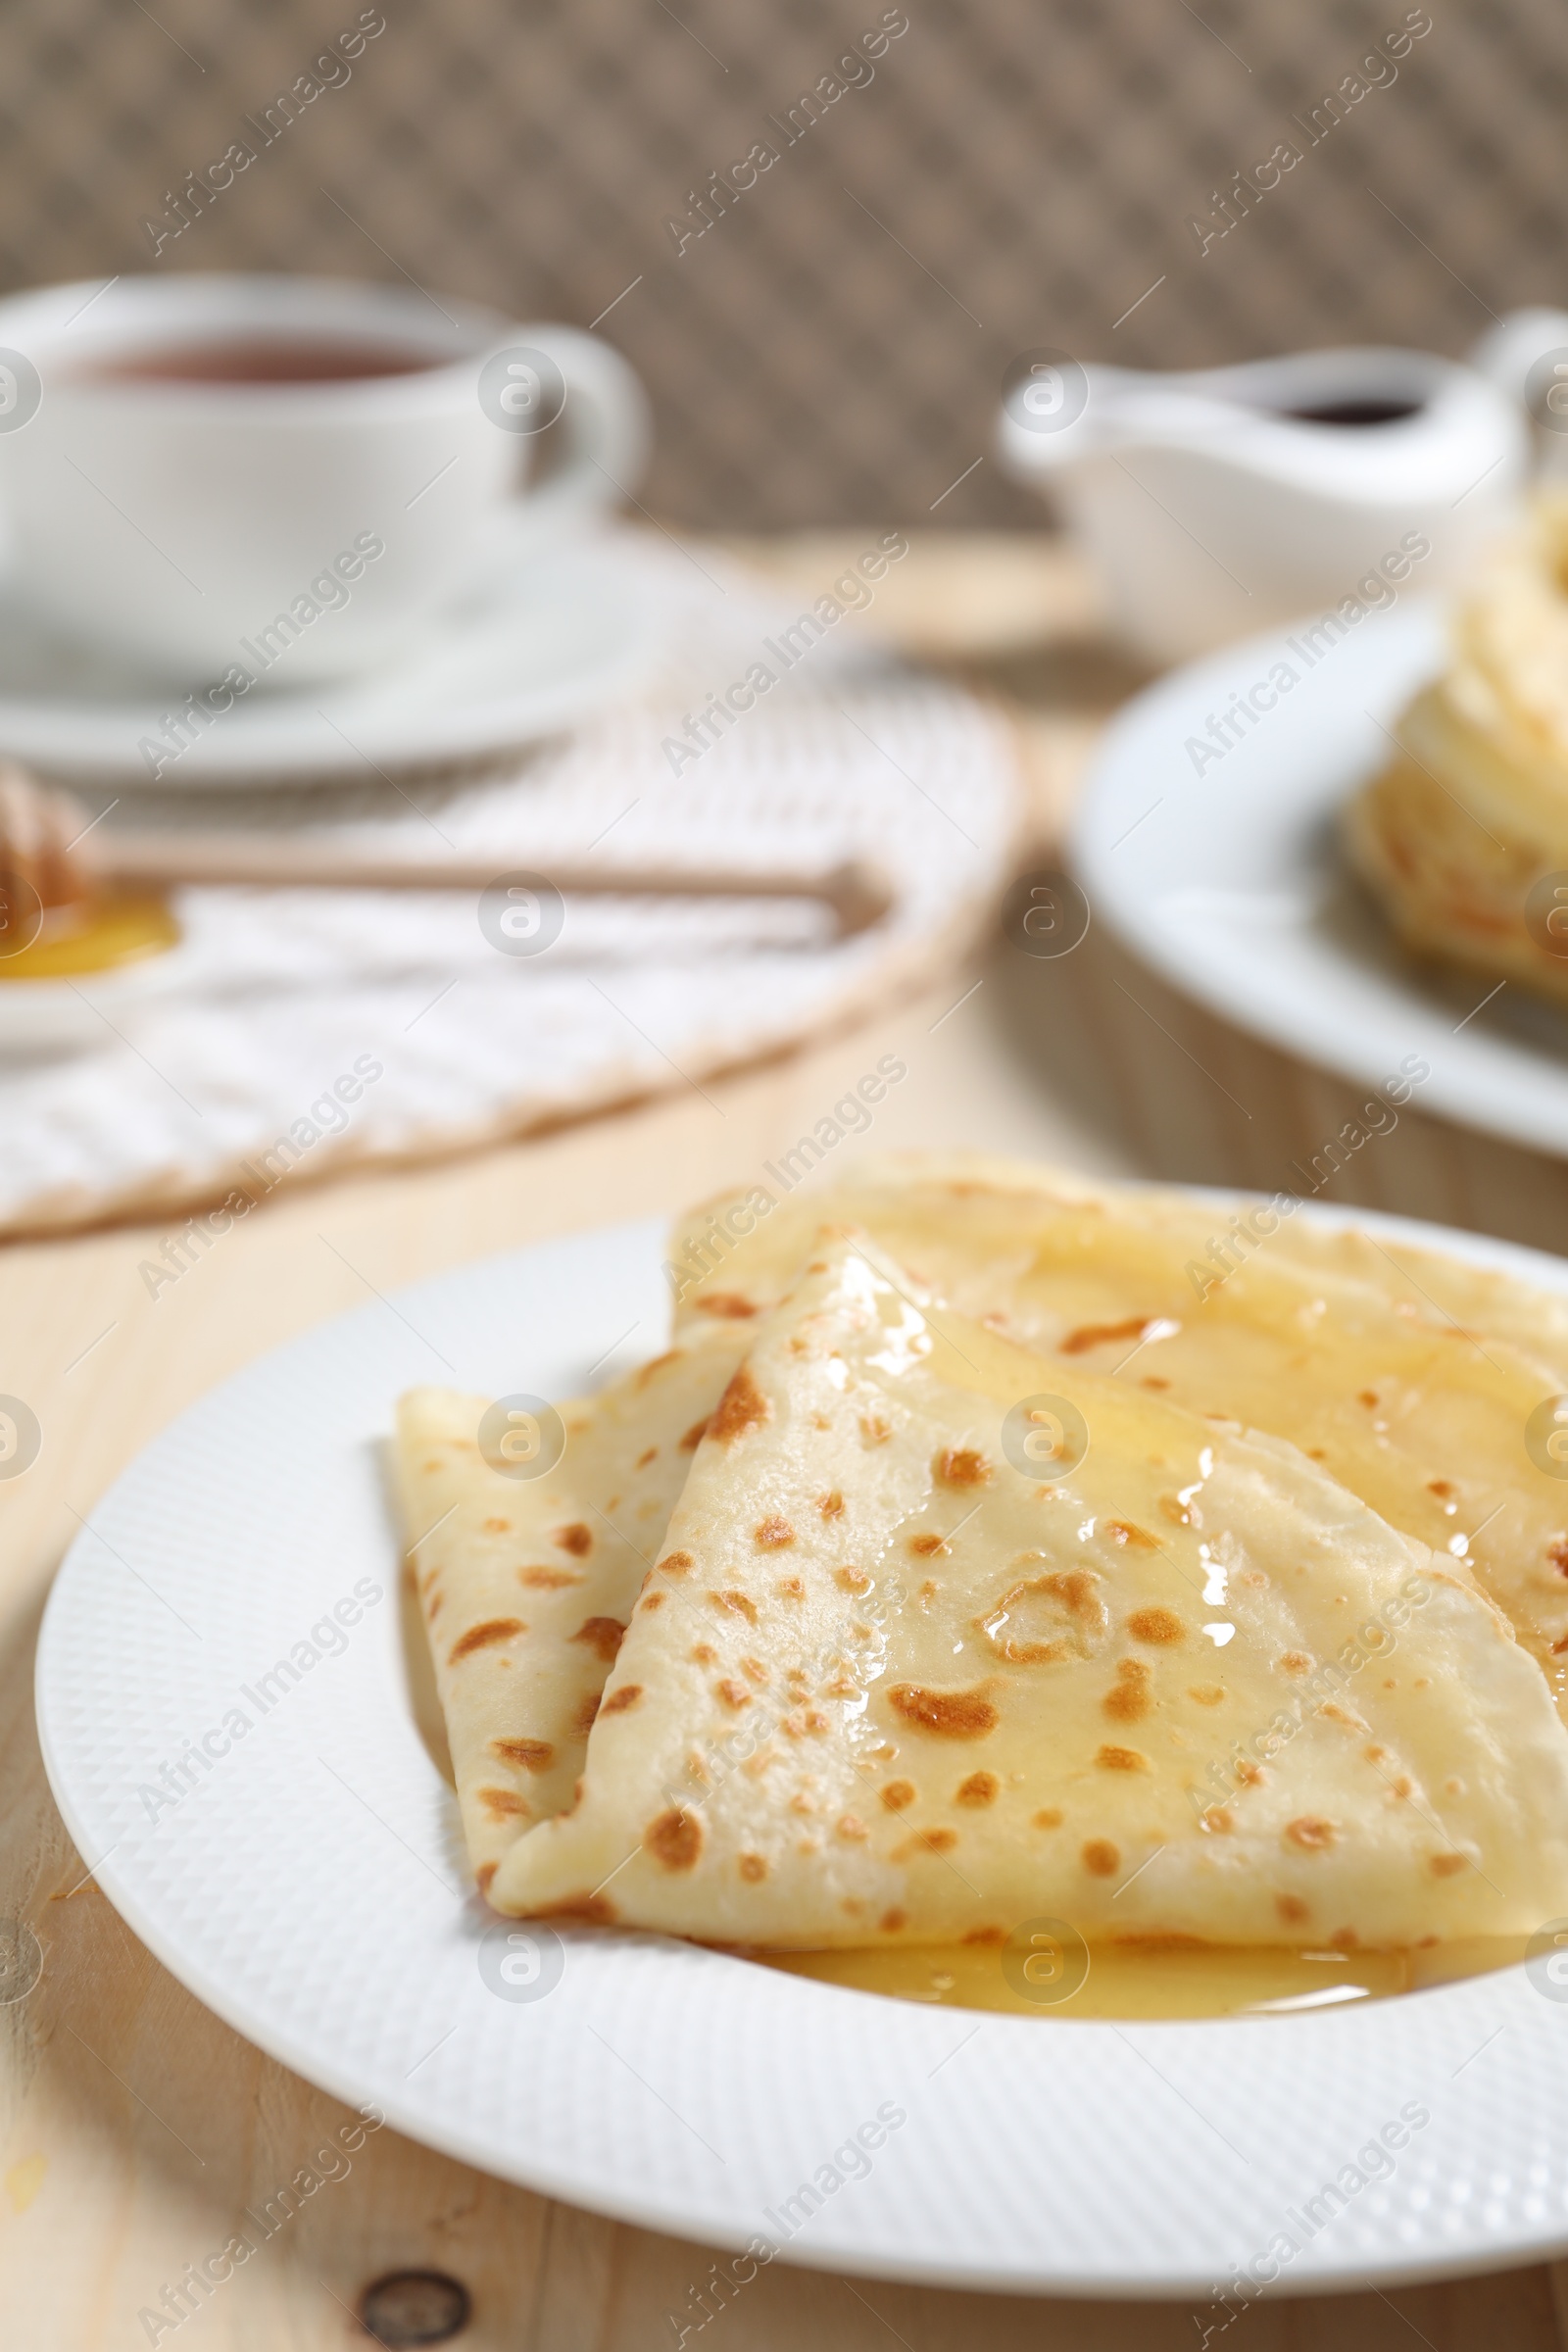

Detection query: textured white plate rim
(1070, 600), (1568, 1160)
(0, 529), (661, 785)
(32, 1195), (1568, 2299)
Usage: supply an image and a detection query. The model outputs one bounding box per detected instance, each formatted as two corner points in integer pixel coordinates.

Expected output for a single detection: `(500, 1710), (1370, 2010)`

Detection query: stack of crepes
(394, 1154), (1568, 1956)
(1346, 489), (1568, 1005)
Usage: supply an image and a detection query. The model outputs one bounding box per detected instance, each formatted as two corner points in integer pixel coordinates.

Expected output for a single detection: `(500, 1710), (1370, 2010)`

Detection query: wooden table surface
(5, 533), (1568, 2351)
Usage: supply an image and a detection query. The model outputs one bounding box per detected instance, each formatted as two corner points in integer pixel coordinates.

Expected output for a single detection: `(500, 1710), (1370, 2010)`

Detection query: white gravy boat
(998, 345), (1527, 663)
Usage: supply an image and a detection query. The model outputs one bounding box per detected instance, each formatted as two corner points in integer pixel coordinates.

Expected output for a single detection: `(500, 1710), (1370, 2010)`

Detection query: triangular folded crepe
(666, 1153), (1568, 1687)
(492, 1236), (1568, 1947)
(395, 1322), (750, 1890)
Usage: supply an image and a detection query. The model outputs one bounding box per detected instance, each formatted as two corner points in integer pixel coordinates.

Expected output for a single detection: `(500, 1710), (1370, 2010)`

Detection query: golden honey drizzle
(761, 1936), (1526, 2019)
(0, 894), (180, 981)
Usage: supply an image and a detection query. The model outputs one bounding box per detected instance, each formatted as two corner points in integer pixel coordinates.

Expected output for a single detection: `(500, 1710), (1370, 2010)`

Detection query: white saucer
(1071, 600), (1568, 1159)
(33, 1201), (1568, 2294)
(0, 524), (662, 788)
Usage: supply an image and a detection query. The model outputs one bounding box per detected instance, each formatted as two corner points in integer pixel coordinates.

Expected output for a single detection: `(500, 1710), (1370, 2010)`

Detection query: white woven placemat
(0, 533), (1022, 1235)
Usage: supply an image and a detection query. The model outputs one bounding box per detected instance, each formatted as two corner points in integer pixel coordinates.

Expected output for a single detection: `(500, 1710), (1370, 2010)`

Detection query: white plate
(34, 1200), (1568, 2297)
(0, 524), (661, 787)
(1072, 601), (1568, 1159)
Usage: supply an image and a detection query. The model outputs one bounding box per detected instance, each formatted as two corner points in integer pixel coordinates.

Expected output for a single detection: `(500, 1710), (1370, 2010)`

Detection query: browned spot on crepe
(818, 1489), (845, 1517)
(980, 1567), (1104, 1663)
(1106, 1520), (1159, 1550)
(695, 1293), (760, 1319)
(572, 1692), (602, 1737)
(1277, 1892), (1309, 1924)
(449, 1617), (524, 1664)
(1097, 1744), (1148, 1772)
(477, 1787), (529, 1821)
(709, 1366), (771, 1445)
(658, 1549), (694, 1576)
(571, 1616), (626, 1664)
(535, 1892), (618, 1926)
(679, 1417), (710, 1452)
(491, 1736), (553, 1771)
(738, 1851), (768, 1881)
(600, 1684), (642, 1717)
(554, 1523), (593, 1556)
(710, 1589), (759, 1623)
(894, 1827), (957, 1859)
(1286, 1815), (1336, 1850)
(1103, 1658), (1152, 1722)
(1082, 1838), (1120, 1877)
(1430, 1851), (1468, 1877)
(1127, 1606), (1184, 1644)
(956, 1771), (999, 1806)
(519, 1566), (581, 1590)
(934, 1447), (992, 1489)
(1032, 1807), (1063, 1830)
(1060, 1315), (1155, 1355)
(645, 1807), (704, 1869)
(755, 1517), (795, 1547)
(475, 1861), (498, 1896)
(887, 1684), (998, 1739)
(881, 1780), (916, 1810)
(880, 1907), (907, 1933)
(907, 1533), (949, 1558)
(481, 1516), (511, 1534)
(715, 1680), (752, 1710)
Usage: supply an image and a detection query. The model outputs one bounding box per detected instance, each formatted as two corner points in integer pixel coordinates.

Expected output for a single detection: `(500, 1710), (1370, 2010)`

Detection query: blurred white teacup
(0, 272), (650, 684)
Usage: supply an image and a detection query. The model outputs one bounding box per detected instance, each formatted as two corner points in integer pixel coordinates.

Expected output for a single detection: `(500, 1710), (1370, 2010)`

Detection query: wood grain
(2, 533), (1564, 2350)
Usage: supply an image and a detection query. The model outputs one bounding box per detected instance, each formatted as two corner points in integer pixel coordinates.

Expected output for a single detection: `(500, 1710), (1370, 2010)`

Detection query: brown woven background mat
(0, 0), (1561, 530)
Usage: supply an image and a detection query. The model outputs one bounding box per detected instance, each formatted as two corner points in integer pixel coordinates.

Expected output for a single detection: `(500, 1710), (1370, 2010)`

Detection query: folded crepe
(664, 1153), (1568, 1689)
(491, 1235), (1568, 1947)
(394, 1322), (750, 1890)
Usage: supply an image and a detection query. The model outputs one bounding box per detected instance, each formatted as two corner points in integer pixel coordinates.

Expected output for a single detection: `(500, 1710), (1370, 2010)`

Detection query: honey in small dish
(0, 892), (180, 982)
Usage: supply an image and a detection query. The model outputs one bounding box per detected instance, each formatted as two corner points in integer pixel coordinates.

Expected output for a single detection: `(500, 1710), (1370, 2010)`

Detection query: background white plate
(0, 525), (660, 786)
(1072, 601), (1568, 1160)
(34, 1200), (1568, 2297)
